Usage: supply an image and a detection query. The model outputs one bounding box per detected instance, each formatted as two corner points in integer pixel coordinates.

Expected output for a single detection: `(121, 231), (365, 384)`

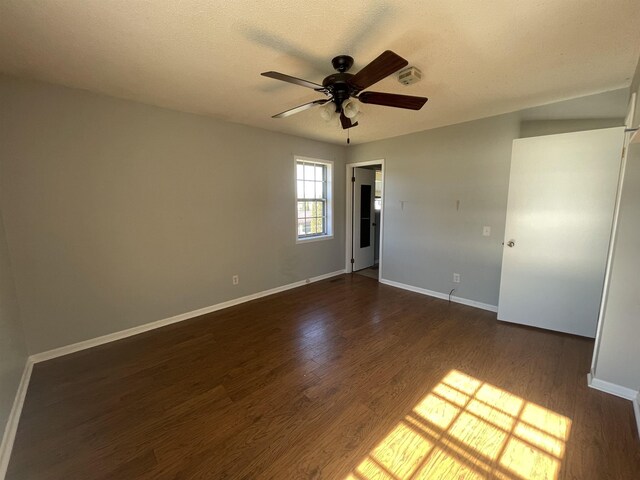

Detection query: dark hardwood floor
(7, 274), (640, 479)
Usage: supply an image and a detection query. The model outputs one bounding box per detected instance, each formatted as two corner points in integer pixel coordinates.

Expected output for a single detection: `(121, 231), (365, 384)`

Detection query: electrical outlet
(232, 275), (239, 285)
(483, 226), (491, 237)
(453, 273), (461, 283)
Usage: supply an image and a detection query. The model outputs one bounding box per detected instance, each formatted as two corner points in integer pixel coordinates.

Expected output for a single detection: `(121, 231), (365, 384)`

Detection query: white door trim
(345, 159), (385, 279)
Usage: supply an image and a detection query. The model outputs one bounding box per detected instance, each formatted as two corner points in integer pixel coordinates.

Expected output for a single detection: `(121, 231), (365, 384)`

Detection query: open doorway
(345, 160), (384, 281)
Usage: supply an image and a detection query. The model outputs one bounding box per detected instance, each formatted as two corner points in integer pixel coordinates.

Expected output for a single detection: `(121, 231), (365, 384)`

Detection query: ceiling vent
(397, 66), (422, 85)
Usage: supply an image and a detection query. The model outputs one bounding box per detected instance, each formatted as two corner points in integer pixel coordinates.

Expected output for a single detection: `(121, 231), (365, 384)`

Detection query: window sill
(296, 234), (334, 244)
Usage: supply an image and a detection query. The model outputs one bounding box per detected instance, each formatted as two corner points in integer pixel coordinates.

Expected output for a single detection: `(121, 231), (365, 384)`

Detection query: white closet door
(498, 127), (625, 337)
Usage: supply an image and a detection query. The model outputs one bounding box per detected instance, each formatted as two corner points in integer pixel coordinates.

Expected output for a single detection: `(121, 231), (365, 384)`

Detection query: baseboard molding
(379, 278), (498, 313)
(587, 372), (639, 401)
(30, 269), (345, 364)
(0, 358), (33, 479)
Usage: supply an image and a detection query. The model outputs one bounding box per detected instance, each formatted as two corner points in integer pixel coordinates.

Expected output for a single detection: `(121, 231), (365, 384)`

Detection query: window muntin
(296, 159), (331, 240)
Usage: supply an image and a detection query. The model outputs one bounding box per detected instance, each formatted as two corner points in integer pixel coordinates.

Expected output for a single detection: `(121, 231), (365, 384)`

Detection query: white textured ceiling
(1, 0), (639, 145)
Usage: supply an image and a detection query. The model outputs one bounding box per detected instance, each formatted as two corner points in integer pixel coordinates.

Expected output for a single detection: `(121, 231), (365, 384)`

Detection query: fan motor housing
(322, 72), (357, 110)
(331, 55), (354, 73)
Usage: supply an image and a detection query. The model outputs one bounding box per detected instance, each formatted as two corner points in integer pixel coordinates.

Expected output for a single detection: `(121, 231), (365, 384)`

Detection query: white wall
(348, 114), (520, 307)
(0, 75), (347, 354)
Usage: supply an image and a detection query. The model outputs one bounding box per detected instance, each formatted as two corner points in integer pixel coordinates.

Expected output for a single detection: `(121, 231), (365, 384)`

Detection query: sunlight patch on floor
(345, 370), (572, 480)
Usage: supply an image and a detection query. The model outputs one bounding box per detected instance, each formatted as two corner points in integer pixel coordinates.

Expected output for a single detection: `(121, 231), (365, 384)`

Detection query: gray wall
(0, 75), (346, 354)
(592, 143), (640, 391)
(520, 118), (624, 138)
(348, 114), (520, 306)
(591, 68), (640, 393)
(0, 72), (631, 360)
(0, 195), (27, 443)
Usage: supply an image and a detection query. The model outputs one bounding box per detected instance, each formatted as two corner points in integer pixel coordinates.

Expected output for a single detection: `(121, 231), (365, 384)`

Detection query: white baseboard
(30, 269), (345, 364)
(0, 358), (33, 479)
(379, 278), (498, 313)
(587, 373), (640, 436)
(587, 372), (639, 401)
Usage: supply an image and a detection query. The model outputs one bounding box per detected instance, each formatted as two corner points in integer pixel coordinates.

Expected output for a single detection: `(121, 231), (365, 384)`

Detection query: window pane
(304, 165), (315, 181)
(305, 201), (321, 218)
(304, 181), (315, 199)
(375, 170), (383, 197)
(296, 160), (330, 238)
(313, 217), (325, 234)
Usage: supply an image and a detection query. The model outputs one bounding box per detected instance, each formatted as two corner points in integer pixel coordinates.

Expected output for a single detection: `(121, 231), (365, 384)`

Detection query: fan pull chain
(347, 129), (350, 145)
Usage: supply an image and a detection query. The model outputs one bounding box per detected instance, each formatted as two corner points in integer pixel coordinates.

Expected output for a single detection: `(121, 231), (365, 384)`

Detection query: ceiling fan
(261, 50), (428, 129)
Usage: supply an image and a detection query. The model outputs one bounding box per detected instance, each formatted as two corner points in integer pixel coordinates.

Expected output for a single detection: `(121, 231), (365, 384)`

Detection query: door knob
(507, 240), (515, 248)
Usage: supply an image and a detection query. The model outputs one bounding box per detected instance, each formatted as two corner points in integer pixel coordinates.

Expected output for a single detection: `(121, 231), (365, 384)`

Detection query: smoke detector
(397, 66), (422, 85)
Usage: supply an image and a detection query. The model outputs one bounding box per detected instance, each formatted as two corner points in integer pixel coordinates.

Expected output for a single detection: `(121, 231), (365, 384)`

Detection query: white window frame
(295, 156), (333, 243)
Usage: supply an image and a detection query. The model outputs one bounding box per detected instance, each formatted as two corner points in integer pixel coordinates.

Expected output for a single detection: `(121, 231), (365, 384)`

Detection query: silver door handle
(506, 240), (515, 248)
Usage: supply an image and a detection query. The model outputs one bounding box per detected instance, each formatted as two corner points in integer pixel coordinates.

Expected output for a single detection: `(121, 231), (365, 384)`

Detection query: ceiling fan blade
(358, 91), (428, 110)
(261, 71), (325, 90)
(272, 99), (329, 118)
(348, 50), (408, 91)
(340, 112), (359, 129)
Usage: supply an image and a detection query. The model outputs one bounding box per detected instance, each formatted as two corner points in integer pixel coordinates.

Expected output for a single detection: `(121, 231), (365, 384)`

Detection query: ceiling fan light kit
(261, 50), (428, 133)
(320, 102), (338, 121)
(342, 98), (360, 119)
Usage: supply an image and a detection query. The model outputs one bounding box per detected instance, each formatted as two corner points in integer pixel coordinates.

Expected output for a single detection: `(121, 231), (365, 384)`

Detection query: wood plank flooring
(7, 274), (640, 479)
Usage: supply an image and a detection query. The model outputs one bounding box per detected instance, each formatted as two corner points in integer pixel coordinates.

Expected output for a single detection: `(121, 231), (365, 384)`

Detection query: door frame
(345, 159), (385, 279)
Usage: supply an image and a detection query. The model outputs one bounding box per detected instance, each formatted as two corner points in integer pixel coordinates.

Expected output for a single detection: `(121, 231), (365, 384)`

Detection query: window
(296, 157), (332, 241)
(374, 170), (383, 211)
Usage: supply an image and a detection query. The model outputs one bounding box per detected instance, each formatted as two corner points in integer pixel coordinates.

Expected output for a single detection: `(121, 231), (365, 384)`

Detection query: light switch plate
(483, 226), (491, 237)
